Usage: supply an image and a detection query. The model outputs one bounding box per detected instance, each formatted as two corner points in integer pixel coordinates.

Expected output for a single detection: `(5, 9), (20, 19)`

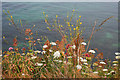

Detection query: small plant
(2, 10), (120, 78)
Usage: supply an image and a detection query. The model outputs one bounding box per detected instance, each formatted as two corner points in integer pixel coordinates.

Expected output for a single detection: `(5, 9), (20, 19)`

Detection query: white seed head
(81, 42), (87, 45)
(53, 51), (61, 58)
(103, 69), (108, 72)
(50, 42), (57, 46)
(43, 45), (48, 48)
(88, 50), (95, 53)
(76, 65), (82, 70)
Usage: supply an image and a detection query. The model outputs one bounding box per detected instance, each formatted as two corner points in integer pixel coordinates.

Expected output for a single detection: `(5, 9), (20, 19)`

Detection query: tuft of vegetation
(1, 10), (120, 78)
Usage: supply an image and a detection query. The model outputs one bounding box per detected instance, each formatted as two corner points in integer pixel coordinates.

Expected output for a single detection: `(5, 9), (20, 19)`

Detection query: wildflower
(76, 65), (82, 70)
(81, 42), (87, 45)
(53, 51), (61, 58)
(25, 29), (31, 35)
(79, 16), (81, 18)
(54, 60), (59, 62)
(93, 63), (98, 66)
(98, 66), (102, 68)
(67, 62), (72, 65)
(37, 39), (40, 41)
(85, 53), (90, 57)
(3, 36), (5, 39)
(106, 73), (110, 75)
(115, 52), (120, 55)
(115, 56), (120, 59)
(4, 55), (8, 58)
(22, 73), (25, 75)
(27, 52), (31, 55)
(11, 16), (13, 18)
(63, 61), (72, 65)
(21, 53), (25, 56)
(76, 27), (78, 30)
(31, 56), (37, 59)
(21, 47), (26, 51)
(49, 49), (53, 52)
(74, 28), (76, 30)
(50, 42), (57, 46)
(100, 61), (106, 65)
(66, 44), (70, 49)
(88, 50), (95, 53)
(80, 57), (83, 60)
(80, 22), (82, 24)
(81, 59), (87, 63)
(71, 45), (76, 49)
(46, 15), (48, 17)
(93, 71), (98, 74)
(113, 64), (118, 66)
(54, 60), (62, 63)
(86, 57), (91, 61)
(56, 15), (58, 18)
(9, 47), (13, 51)
(41, 60), (45, 63)
(84, 63), (88, 65)
(103, 69), (108, 72)
(110, 70), (115, 73)
(34, 50), (41, 53)
(67, 56), (72, 58)
(113, 61), (118, 64)
(36, 63), (43, 66)
(41, 51), (46, 54)
(43, 45), (48, 48)
(43, 12), (45, 14)
(44, 64), (47, 66)
(68, 24), (70, 26)
(72, 9), (75, 12)
(0, 54), (2, 57)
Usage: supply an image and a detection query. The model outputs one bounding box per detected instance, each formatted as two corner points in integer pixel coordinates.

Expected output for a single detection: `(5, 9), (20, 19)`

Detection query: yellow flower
(47, 27), (49, 29)
(56, 15), (58, 18)
(86, 57), (91, 61)
(46, 15), (48, 17)
(70, 33), (72, 36)
(76, 27), (78, 29)
(7, 52), (11, 55)
(79, 16), (81, 18)
(3, 36), (5, 39)
(64, 35), (67, 38)
(4, 55), (8, 58)
(68, 24), (70, 27)
(52, 25), (54, 27)
(80, 22), (82, 24)
(73, 9), (75, 12)
(93, 63), (98, 66)
(67, 16), (68, 18)
(28, 41), (31, 43)
(11, 16), (13, 19)
(43, 12), (45, 14)
(45, 19), (47, 23)
(69, 28), (71, 31)
(74, 28), (76, 30)
(61, 25), (63, 27)
(27, 52), (30, 55)
(67, 22), (70, 25)
(77, 20), (78, 22)
(72, 25), (73, 27)
(61, 51), (65, 57)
